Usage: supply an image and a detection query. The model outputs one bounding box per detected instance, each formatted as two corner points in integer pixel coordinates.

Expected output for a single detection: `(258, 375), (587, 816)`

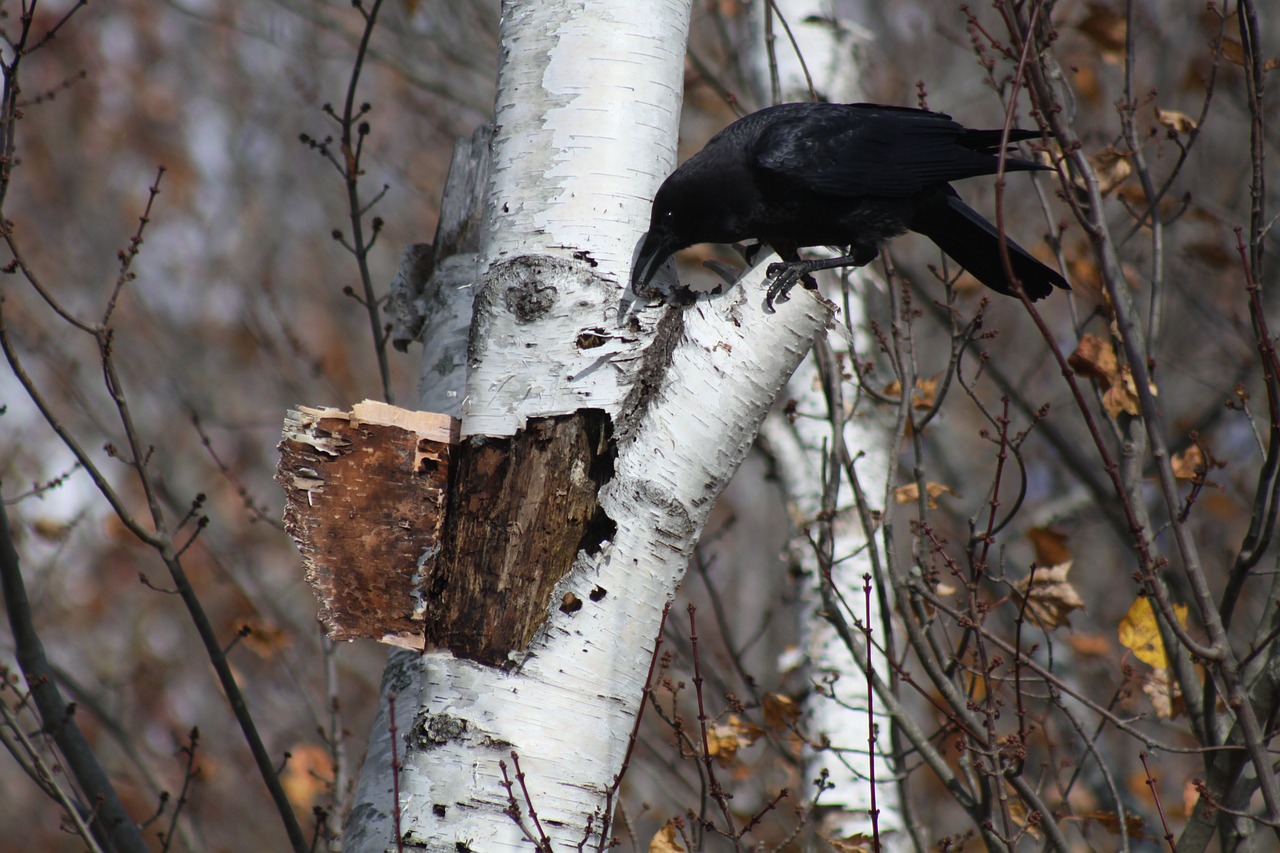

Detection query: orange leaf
(281, 744), (332, 811)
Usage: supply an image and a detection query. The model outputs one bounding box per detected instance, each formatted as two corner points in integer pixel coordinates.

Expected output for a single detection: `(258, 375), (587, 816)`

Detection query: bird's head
(631, 145), (748, 294)
(631, 179), (694, 294)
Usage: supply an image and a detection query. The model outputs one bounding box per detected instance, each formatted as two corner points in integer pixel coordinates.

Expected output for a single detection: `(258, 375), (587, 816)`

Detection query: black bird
(632, 102), (1069, 310)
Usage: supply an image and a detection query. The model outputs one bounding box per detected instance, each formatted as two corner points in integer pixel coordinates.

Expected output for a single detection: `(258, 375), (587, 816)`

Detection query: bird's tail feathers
(911, 192), (1068, 301)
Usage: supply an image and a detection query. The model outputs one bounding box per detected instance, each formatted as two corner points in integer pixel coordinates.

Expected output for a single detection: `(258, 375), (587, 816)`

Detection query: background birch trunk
(748, 0), (906, 845)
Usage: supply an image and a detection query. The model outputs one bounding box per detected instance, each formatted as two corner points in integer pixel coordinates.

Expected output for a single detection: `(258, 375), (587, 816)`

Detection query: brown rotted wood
(423, 410), (615, 666)
(276, 402), (458, 648)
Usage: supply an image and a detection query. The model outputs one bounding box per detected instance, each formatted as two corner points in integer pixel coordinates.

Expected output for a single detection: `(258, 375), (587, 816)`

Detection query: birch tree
(341, 2), (834, 848)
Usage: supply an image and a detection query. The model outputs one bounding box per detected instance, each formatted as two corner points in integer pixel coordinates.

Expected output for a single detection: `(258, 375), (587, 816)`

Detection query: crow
(632, 102), (1069, 311)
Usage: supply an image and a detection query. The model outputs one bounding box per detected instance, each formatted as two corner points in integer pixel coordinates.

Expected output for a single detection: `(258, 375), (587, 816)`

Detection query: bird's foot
(763, 261), (819, 313)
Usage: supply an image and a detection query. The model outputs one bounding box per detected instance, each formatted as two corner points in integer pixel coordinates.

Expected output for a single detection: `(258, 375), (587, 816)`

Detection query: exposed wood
(277, 401), (613, 665)
(424, 410), (615, 666)
(276, 402), (459, 649)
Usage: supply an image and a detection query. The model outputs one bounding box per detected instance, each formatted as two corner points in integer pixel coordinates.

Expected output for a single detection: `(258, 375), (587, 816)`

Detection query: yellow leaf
(1118, 597), (1188, 668)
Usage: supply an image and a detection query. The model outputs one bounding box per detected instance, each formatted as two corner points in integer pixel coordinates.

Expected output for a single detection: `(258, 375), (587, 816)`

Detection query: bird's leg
(763, 244), (880, 312)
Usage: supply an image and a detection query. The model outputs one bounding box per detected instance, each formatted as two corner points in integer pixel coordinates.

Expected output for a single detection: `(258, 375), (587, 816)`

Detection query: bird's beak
(630, 228), (678, 294)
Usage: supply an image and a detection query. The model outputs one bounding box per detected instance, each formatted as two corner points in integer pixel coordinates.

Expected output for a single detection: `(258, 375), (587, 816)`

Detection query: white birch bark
(752, 0), (906, 843)
(347, 2), (838, 850)
(396, 281), (829, 850)
(462, 1), (690, 437)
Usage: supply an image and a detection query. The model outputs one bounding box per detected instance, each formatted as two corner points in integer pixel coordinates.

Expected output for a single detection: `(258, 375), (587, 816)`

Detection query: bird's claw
(763, 261), (818, 312)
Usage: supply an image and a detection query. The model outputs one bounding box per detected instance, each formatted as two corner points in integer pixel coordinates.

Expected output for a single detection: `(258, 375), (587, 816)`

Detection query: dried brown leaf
(1091, 147), (1132, 196)
(913, 376), (939, 410)
(1012, 563), (1085, 629)
(240, 619), (292, 658)
(762, 693), (800, 730)
(1222, 37), (1245, 66)
(1171, 443), (1223, 485)
(33, 517), (72, 542)
(1068, 810), (1149, 839)
(1141, 667), (1183, 719)
(1078, 2), (1127, 60)
(1067, 633), (1113, 657)
(1006, 798), (1042, 839)
(1069, 333), (1120, 384)
(1102, 365), (1142, 418)
(883, 376), (939, 409)
(824, 834), (877, 853)
(281, 743), (332, 810)
(705, 725), (741, 766)
(650, 822), (687, 853)
(1155, 108), (1197, 134)
(1027, 526), (1072, 566)
(894, 482), (957, 509)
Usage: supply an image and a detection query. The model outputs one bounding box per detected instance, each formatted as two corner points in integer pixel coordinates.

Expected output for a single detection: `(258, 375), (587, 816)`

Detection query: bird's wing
(753, 107), (1016, 198)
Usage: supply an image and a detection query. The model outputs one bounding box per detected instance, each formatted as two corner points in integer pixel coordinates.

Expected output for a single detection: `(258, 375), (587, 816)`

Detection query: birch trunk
(345, 2), (839, 849)
(752, 0), (906, 844)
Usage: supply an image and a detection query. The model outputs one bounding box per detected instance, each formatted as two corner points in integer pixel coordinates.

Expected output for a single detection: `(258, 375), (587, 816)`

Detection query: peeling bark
(276, 401), (458, 648)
